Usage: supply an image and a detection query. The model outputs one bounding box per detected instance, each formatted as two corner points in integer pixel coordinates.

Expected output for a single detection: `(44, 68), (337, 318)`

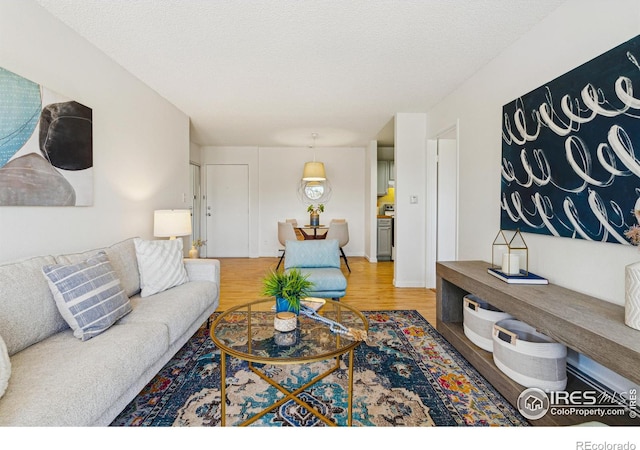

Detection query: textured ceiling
(36, 0), (566, 147)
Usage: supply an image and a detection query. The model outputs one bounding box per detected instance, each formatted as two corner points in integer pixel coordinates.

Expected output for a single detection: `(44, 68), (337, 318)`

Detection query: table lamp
(153, 209), (192, 240)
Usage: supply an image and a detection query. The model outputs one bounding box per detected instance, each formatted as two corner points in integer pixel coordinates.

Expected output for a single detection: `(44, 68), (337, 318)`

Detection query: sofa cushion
(0, 334), (9, 399)
(134, 238), (189, 297)
(284, 239), (341, 269)
(121, 280), (217, 345)
(55, 237), (141, 298)
(42, 252), (132, 341)
(0, 323), (169, 426)
(0, 255), (68, 356)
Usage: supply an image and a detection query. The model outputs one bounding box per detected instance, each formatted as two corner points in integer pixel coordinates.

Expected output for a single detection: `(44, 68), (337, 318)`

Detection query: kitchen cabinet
(377, 217), (392, 260)
(377, 160), (394, 196)
(377, 161), (389, 196)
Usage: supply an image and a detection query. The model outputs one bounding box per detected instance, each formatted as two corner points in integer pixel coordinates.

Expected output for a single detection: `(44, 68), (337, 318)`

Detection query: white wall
(394, 113), (427, 287)
(425, 0), (640, 391)
(200, 146), (365, 258)
(0, 1), (191, 263)
(426, 0), (640, 305)
(365, 141), (378, 262)
(189, 141), (202, 165)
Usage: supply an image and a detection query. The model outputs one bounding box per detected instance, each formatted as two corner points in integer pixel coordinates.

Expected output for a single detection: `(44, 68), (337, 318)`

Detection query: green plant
(306, 204), (325, 214)
(192, 239), (207, 248)
(261, 268), (314, 310)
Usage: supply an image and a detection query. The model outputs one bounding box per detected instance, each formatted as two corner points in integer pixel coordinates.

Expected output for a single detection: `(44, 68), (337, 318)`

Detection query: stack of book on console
(488, 267), (548, 285)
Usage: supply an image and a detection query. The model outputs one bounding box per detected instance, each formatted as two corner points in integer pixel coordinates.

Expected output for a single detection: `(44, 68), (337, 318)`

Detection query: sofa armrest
(183, 258), (220, 284)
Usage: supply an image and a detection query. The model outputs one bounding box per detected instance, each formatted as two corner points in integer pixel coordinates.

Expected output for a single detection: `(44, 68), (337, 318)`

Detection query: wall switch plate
(410, 195), (418, 204)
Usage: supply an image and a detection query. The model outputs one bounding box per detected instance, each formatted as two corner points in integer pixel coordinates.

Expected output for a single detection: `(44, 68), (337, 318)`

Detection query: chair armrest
(183, 258), (220, 284)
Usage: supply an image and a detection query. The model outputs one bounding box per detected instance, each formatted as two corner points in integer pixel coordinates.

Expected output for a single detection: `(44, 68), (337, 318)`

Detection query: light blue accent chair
(284, 239), (347, 300)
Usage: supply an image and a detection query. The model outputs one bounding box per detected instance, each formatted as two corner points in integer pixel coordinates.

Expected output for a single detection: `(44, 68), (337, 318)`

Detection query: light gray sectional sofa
(0, 237), (220, 426)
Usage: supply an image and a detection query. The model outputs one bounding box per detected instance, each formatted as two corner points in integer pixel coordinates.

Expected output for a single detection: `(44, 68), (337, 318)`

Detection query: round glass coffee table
(210, 298), (368, 426)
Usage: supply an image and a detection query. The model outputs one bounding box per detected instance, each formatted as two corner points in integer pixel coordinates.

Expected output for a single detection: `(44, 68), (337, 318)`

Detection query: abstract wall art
(0, 67), (92, 206)
(501, 34), (640, 245)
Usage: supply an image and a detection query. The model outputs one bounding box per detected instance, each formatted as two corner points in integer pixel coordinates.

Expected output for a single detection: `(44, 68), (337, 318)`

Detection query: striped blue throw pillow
(42, 252), (132, 341)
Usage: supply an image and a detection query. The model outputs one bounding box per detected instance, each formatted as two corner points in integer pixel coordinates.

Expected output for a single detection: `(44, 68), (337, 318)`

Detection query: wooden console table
(436, 260), (640, 426)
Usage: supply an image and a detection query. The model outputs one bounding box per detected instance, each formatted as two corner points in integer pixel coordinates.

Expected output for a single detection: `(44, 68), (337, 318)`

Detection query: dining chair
(277, 221), (298, 270)
(325, 220), (351, 272)
(285, 218), (302, 239)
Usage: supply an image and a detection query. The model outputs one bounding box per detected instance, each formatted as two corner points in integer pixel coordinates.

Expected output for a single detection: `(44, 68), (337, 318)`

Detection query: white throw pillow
(134, 238), (189, 298)
(42, 252), (132, 341)
(0, 334), (10, 399)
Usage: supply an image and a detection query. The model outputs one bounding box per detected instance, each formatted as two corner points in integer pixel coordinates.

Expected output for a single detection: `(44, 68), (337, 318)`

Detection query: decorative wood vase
(274, 312), (297, 333)
(189, 245), (199, 259)
(625, 261), (640, 330)
(310, 213), (320, 227)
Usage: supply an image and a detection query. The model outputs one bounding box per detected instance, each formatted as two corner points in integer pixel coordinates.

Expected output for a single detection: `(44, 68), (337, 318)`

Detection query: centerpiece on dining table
(307, 203), (324, 227)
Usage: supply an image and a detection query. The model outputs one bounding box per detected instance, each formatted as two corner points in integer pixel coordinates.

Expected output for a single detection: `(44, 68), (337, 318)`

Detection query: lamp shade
(302, 161), (326, 181)
(154, 209), (192, 239)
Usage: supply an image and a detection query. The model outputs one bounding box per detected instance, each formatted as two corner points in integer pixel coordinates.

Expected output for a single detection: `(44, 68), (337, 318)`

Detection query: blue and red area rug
(111, 310), (528, 427)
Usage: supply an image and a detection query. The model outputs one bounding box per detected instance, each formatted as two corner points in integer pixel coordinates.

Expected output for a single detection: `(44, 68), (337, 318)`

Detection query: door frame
(189, 161), (202, 248)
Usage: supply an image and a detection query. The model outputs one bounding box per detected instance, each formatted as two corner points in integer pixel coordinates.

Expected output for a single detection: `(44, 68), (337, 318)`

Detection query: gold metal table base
(219, 348), (356, 427)
(212, 299), (367, 427)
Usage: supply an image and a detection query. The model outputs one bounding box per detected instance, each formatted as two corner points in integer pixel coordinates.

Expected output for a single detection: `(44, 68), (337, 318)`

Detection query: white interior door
(425, 127), (458, 288)
(205, 164), (249, 257)
(437, 138), (458, 262)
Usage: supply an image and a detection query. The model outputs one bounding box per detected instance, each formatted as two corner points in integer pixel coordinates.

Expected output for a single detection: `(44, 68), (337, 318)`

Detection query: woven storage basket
(492, 319), (567, 391)
(462, 294), (513, 352)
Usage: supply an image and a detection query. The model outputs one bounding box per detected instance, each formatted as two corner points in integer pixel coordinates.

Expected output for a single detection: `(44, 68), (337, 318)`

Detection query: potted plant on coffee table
(261, 268), (314, 315)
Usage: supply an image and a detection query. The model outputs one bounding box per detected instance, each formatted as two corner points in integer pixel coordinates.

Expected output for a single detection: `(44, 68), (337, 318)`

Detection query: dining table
(295, 225), (328, 240)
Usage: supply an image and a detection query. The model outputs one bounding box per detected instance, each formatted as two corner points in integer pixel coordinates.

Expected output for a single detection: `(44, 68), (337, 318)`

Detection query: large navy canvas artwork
(501, 34), (640, 245)
(0, 67), (93, 206)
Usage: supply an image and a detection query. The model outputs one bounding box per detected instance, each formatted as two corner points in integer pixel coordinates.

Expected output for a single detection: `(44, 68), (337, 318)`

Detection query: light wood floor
(217, 256), (436, 325)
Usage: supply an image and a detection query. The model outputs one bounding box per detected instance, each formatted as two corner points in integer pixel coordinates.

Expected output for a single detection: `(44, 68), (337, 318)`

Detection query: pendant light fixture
(302, 133), (326, 181)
